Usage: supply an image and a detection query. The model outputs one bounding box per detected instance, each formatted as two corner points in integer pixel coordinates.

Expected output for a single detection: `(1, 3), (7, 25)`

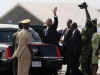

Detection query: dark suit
(63, 29), (82, 75)
(63, 29), (73, 64)
(42, 16), (60, 45)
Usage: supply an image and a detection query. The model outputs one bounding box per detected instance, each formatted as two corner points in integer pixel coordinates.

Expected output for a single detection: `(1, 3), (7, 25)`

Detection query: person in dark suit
(63, 23), (82, 75)
(42, 7), (60, 45)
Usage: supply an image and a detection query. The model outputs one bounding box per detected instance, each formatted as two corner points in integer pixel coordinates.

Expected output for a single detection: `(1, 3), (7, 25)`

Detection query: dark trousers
(81, 53), (92, 75)
(12, 58), (18, 75)
(65, 57), (83, 75)
(65, 65), (83, 75)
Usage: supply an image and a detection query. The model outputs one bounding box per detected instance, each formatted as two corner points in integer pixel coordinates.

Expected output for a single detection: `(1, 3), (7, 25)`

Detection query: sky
(0, 0), (100, 17)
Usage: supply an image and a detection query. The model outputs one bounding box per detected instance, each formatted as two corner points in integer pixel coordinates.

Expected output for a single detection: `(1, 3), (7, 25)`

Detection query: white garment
(60, 28), (68, 41)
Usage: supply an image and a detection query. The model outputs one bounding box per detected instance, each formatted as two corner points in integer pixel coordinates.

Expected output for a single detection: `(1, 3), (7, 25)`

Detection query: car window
(0, 30), (16, 42)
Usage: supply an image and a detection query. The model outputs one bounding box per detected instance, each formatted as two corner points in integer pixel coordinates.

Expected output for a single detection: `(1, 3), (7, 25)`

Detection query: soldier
(79, 2), (97, 75)
(12, 19), (42, 75)
(12, 22), (23, 75)
(13, 23), (23, 51)
(12, 19), (33, 75)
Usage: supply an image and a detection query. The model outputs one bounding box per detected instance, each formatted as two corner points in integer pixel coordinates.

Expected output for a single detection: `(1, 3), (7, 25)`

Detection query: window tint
(0, 30), (16, 42)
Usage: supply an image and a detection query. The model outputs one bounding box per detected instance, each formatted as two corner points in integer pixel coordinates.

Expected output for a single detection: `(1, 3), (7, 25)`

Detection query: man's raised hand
(53, 7), (58, 16)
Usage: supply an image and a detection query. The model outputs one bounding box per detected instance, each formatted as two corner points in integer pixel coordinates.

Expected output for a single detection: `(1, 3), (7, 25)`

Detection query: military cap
(20, 19), (31, 24)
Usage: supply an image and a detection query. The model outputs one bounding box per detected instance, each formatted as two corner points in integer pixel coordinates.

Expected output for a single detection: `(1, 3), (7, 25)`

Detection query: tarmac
(58, 65), (67, 75)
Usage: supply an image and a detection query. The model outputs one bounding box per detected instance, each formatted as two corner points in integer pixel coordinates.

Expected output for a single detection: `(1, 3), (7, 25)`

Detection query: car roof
(0, 24), (18, 29)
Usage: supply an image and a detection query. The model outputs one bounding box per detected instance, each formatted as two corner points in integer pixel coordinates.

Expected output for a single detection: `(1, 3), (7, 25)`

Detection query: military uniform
(81, 23), (96, 75)
(79, 2), (98, 75)
(12, 29), (21, 75)
(13, 29), (21, 50)
(12, 19), (32, 75)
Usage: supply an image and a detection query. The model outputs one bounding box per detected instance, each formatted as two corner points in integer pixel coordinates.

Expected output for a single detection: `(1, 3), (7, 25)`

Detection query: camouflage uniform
(79, 2), (98, 74)
(81, 25), (95, 75)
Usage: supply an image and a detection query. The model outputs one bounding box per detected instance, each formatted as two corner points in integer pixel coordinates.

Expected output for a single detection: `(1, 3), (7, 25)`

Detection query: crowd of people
(8, 2), (100, 75)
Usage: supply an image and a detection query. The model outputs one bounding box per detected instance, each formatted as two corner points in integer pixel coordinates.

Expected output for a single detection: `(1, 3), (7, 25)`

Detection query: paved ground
(0, 65), (67, 75)
(58, 65), (83, 75)
(58, 65), (67, 75)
